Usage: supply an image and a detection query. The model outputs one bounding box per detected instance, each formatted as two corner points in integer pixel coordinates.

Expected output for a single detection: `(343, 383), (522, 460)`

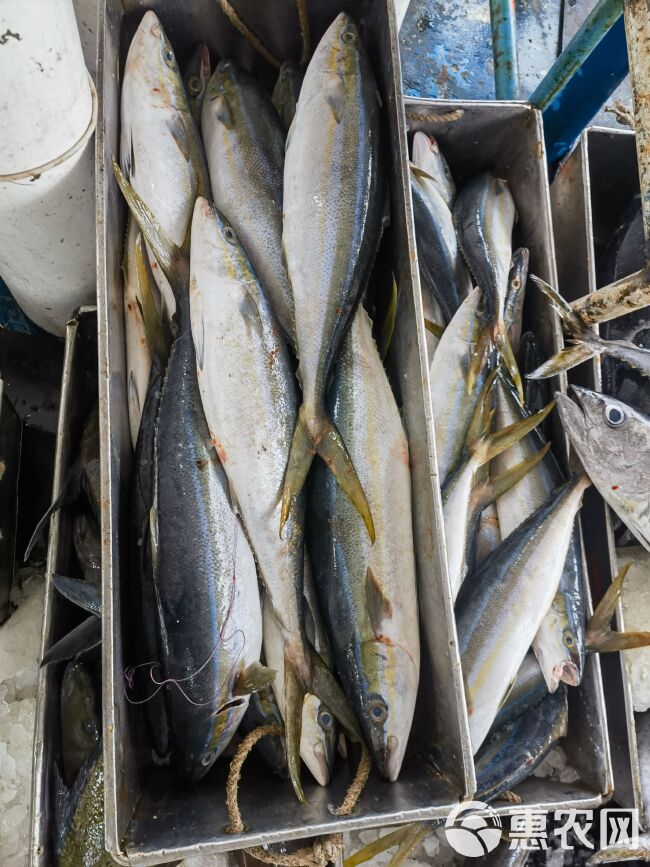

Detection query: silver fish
(475, 502), (501, 566)
(411, 165), (472, 323)
(556, 386), (650, 551)
(411, 130), (456, 208)
(457, 474), (590, 752)
(189, 197), (357, 801)
(494, 375), (586, 691)
(453, 172), (522, 400)
(503, 247), (529, 355)
(201, 59), (293, 338)
(309, 306), (420, 781)
(281, 13), (384, 542)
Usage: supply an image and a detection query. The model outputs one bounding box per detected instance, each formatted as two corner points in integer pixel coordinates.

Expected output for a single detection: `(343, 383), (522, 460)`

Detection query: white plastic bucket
(0, 76), (97, 337)
(0, 0), (94, 175)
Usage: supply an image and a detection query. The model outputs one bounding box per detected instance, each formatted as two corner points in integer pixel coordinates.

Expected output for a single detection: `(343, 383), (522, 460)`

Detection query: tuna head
(556, 386), (650, 548)
(127, 11), (186, 112)
(359, 640), (419, 781)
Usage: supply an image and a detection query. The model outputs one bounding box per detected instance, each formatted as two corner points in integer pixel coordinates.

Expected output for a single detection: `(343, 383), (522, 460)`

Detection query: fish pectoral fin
(167, 115), (190, 161)
(474, 443), (551, 510)
(344, 823), (427, 867)
(473, 399), (555, 468)
(111, 157), (188, 293)
(24, 461), (84, 561)
(366, 566), (393, 635)
(309, 649), (363, 744)
(527, 342), (596, 380)
(324, 75), (346, 122)
(211, 93), (233, 128)
(233, 662), (276, 696)
(284, 660), (307, 803)
(585, 562), (650, 652)
(135, 232), (170, 361)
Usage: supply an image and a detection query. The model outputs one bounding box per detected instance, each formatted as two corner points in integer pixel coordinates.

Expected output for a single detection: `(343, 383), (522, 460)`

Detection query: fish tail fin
(467, 326), (493, 395)
(471, 399), (555, 468)
(474, 443), (551, 510)
(112, 157), (188, 292)
(587, 562), (650, 652)
(530, 274), (586, 333)
(24, 462), (83, 561)
(281, 407), (375, 543)
(308, 648), (363, 743)
(495, 318), (524, 403)
(527, 341), (597, 380)
(284, 657), (307, 803)
(134, 232), (170, 361)
(344, 823), (429, 867)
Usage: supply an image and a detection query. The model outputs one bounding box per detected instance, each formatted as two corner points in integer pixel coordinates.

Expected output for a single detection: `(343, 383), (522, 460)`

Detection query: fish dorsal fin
(211, 93), (233, 128)
(233, 661), (276, 696)
(324, 76), (346, 123)
(365, 566), (393, 634)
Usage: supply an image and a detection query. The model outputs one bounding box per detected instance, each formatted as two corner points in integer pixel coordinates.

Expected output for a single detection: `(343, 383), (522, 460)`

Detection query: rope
(226, 724), (371, 866)
(216, 0), (282, 68)
(405, 109), (465, 124)
(295, 0), (311, 65)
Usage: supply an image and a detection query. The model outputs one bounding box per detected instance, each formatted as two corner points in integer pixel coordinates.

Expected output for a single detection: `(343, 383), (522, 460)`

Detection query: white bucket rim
(0, 69), (97, 183)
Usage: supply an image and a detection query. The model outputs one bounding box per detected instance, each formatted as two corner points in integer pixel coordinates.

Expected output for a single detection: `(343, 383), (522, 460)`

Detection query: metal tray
(28, 307), (99, 866)
(96, 2), (472, 863)
(550, 126), (647, 824)
(404, 99), (613, 813)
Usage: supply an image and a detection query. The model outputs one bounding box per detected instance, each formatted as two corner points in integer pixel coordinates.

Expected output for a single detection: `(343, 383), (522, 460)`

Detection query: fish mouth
(555, 389), (587, 438)
(375, 734), (402, 782)
(305, 741), (330, 787)
(555, 659), (579, 688)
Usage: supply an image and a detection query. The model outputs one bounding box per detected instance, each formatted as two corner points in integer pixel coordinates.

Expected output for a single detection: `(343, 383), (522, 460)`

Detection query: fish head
(301, 695), (336, 786)
(61, 662), (100, 777)
(180, 695), (250, 782)
(557, 387), (650, 498)
(359, 639), (418, 781)
(185, 44), (210, 101)
(534, 599), (582, 691)
(129, 11), (185, 110)
(315, 13), (363, 77)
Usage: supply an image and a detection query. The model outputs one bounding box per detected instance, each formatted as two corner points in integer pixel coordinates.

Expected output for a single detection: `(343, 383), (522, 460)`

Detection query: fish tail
(527, 341), (597, 380)
(344, 822), (431, 867)
(112, 157), (189, 293)
(530, 274), (587, 333)
(24, 462), (83, 561)
(495, 318), (524, 403)
(134, 232), (170, 361)
(466, 326), (492, 395)
(474, 443), (551, 510)
(283, 657), (307, 803)
(281, 406), (375, 543)
(472, 399), (555, 468)
(587, 561), (650, 652)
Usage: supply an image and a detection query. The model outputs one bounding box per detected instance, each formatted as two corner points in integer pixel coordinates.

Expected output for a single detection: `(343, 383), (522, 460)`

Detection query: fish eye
(317, 708), (334, 732)
(605, 404), (626, 427)
(512, 277), (521, 290)
(222, 226), (237, 245)
(341, 30), (357, 44)
(188, 75), (201, 94)
(563, 632), (575, 649)
(163, 48), (175, 67)
(368, 698), (388, 725)
(201, 750), (217, 766)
